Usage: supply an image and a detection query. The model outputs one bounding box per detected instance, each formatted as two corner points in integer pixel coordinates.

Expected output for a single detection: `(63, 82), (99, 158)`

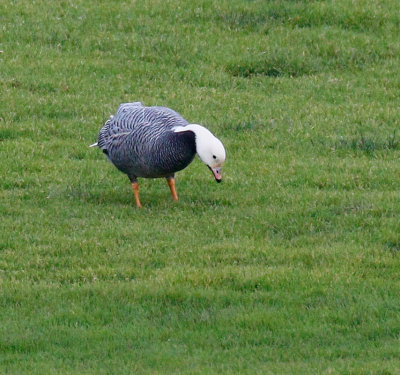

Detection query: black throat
(153, 130), (196, 176)
(176, 130), (196, 155)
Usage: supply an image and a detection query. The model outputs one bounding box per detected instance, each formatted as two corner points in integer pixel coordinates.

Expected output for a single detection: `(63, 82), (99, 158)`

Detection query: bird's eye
(212, 155), (216, 159)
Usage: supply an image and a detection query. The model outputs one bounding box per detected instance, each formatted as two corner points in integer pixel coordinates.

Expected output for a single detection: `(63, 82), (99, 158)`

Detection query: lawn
(1, 0), (400, 374)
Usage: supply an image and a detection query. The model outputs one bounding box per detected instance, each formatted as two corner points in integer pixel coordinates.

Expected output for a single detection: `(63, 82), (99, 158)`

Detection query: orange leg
(131, 181), (142, 208)
(166, 177), (178, 201)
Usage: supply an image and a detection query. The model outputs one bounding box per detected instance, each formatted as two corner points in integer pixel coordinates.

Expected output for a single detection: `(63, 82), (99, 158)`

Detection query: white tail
(89, 142), (98, 148)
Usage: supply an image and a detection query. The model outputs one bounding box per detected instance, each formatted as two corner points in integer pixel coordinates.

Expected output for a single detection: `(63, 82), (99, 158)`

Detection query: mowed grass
(1, 0), (400, 373)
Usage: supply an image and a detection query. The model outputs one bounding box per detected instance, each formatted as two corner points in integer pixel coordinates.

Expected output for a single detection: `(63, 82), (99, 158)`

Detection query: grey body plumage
(96, 102), (196, 181)
(91, 102), (226, 206)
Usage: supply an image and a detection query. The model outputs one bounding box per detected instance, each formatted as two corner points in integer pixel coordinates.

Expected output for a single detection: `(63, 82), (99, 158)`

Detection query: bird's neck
(176, 124), (210, 138)
(173, 124), (213, 154)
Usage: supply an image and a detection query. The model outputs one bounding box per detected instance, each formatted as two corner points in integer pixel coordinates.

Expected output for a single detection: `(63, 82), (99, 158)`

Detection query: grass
(1, 0), (400, 373)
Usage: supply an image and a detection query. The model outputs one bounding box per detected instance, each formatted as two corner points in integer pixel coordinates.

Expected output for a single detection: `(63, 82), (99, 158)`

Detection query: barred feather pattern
(96, 102), (196, 180)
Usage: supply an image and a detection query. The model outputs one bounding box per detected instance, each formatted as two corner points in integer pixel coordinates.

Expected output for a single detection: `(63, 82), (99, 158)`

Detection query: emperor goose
(90, 102), (226, 207)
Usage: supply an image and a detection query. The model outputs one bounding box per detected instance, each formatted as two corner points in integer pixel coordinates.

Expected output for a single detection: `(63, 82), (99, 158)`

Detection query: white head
(174, 124), (226, 182)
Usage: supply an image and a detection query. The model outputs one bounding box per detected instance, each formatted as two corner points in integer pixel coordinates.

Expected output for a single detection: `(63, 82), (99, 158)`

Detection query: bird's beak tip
(209, 166), (222, 182)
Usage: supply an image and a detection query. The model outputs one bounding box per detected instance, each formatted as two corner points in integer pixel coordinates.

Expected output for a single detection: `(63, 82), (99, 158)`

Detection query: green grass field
(1, 0), (400, 373)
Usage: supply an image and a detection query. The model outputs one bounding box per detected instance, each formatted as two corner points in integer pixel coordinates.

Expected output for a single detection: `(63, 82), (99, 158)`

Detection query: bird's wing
(99, 121), (152, 152)
(97, 103), (190, 151)
(97, 103), (145, 150)
(116, 102), (143, 114)
(146, 106), (189, 130)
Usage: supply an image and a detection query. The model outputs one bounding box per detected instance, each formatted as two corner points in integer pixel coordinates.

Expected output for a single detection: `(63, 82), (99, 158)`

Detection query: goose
(90, 102), (226, 207)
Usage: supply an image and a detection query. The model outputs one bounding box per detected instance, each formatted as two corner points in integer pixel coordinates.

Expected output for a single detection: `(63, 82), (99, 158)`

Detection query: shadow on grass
(335, 133), (400, 155)
(63, 185), (234, 210)
(310, 132), (400, 156)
